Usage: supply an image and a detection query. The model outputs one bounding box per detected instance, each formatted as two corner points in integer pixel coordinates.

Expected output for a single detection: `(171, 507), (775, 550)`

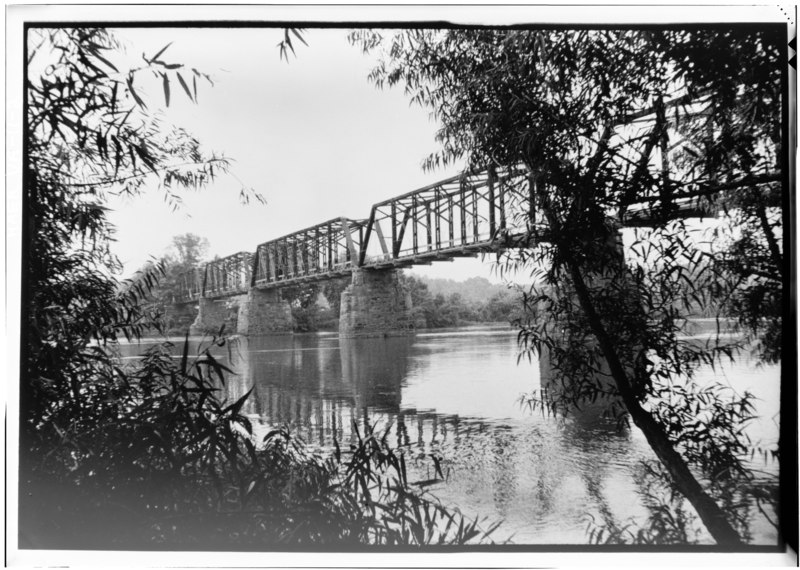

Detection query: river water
(121, 323), (780, 545)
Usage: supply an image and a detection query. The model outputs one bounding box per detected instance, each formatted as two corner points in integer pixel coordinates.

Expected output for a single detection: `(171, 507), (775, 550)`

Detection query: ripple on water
(115, 328), (780, 545)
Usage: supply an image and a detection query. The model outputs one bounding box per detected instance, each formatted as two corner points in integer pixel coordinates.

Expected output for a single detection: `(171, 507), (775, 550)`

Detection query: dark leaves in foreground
(22, 334), (500, 548)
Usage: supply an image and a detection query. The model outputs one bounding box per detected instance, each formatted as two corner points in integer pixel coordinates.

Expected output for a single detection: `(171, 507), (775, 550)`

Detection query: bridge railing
(252, 217), (368, 288)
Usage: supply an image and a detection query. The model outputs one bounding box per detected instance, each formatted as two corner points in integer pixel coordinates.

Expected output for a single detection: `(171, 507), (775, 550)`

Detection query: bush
(20, 334), (500, 549)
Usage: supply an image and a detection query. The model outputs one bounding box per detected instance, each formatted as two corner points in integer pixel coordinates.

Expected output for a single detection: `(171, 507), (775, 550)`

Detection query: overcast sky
(106, 27), (505, 283)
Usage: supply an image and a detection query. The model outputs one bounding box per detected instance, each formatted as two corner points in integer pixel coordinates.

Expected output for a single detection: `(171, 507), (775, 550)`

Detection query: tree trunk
(564, 253), (744, 545)
(536, 192), (743, 545)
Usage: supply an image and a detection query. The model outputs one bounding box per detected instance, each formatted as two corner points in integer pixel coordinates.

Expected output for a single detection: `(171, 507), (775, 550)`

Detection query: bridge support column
(236, 288), (294, 336)
(190, 298), (229, 335)
(339, 268), (414, 338)
(539, 229), (632, 419)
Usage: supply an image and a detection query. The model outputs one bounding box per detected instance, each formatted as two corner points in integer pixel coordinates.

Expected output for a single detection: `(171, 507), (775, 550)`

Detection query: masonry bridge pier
(172, 164), (728, 338)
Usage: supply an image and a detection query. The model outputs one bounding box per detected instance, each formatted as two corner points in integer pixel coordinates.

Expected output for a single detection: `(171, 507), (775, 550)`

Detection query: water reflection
(227, 335), (414, 446)
(218, 330), (661, 543)
(121, 326), (779, 545)
(339, 337), (411, 412)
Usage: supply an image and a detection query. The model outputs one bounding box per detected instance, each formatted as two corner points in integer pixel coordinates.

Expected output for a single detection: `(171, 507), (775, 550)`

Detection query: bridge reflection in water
(225, 334), (495, 452)
(217, 331), (665, 544)
(194, 326), (781, 545)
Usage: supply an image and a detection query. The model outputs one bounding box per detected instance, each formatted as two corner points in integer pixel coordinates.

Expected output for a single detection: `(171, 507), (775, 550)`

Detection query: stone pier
(538, 229), (633, 419)
(339, 268), (414, 338)
(236, 288), (294, 336)
(190, 298), (231, 335)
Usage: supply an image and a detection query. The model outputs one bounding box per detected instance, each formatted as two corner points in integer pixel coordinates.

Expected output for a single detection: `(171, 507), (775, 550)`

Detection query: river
(120, 323), (780, 545)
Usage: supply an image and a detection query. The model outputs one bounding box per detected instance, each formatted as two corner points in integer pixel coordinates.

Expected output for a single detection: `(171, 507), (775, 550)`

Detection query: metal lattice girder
(171, 165), (552, 302)
(168, 163), (779, 304)
(202, 251), (253, 299)
(358, 165), (534, 267)
(252, 217), (368, 288)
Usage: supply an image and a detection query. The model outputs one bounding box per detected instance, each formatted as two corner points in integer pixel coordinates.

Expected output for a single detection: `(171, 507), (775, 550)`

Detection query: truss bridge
(175, 166), (536, 303)
(170, 164), (734, 338)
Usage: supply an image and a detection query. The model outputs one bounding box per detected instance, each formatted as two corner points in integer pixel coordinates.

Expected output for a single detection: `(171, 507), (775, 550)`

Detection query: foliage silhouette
(22, 333), (499, 547)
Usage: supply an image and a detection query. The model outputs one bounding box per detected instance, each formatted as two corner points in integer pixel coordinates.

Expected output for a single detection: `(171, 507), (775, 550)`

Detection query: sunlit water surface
(120, 323), (780, 545)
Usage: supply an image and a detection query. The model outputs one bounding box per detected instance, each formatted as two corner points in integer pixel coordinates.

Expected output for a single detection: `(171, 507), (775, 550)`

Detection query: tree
(21, 26), (250, 543)
(135, 233), (211, 332)
(399, 273), (467, 328)
(19, 25), (508, 550)
(21, 26), (501, 549)
(352, 27), (784, 545)
(22, 27), (238, 444)
(399, 272), (526, 328)
(320, 275), (351, 319)
(281, 283), (331, 331)
(398, 272), (432, 327)
(170, 232), (210, 268)
(482, 289), (523, 323)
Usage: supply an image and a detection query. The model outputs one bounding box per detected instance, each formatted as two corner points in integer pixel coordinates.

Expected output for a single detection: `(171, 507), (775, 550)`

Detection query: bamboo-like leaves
(126, 73), (146, 109)
(161, 72), (170, 106)
(148, 41), (173, 64)
(176, 72), (193, 102)
(180, 330), (190, 374)
(278, 27), (308, 62)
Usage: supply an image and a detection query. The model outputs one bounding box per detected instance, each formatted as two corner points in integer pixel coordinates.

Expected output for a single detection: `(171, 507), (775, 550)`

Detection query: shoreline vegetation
(21, 334), (502, 549)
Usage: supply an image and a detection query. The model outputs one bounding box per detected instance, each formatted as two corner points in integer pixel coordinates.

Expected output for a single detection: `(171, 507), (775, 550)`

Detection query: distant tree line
(401, 273), (524, 329)
(280, 273), (524, 332)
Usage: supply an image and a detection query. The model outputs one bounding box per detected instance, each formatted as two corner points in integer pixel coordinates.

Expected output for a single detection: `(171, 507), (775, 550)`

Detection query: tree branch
(627, 172), (781, 206)
(754, 199), (783, 278)
(58, 159), (229, 189)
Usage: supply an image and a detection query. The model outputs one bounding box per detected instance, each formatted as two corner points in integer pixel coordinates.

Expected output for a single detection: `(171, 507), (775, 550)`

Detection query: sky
(106, 27), (504, 283)
(29, 3), (784, 288)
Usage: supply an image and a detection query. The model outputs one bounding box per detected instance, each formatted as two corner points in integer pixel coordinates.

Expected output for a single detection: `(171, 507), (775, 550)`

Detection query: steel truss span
(174, 165), (536, 303)
(173, 163), (764, 303)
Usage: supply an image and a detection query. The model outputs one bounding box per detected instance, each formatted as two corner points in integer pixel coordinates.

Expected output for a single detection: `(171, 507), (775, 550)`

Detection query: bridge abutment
(236, 288), (294, 336)
(339, 268), (414, 338)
